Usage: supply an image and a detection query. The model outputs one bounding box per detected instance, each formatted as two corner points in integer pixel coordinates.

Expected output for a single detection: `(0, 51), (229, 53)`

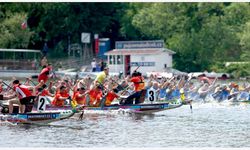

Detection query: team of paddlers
(0, 63), (250, 114)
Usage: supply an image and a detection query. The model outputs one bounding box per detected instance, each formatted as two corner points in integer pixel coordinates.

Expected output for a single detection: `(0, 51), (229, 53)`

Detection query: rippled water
(1, 102), (250, 148)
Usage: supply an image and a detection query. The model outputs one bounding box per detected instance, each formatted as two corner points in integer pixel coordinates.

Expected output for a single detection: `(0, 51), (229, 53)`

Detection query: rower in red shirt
(38, 63), (53, 84)
(72, 87), (87, 105)
(8, 80), (36, 113)
(51, 86), (70, 107)
(87, 84), (103, 107)
(104, 89), (119, 106)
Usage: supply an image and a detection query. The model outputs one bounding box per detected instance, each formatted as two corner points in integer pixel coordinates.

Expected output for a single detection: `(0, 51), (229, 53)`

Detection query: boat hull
(0, 110), (74, 124)
(82, 102), (182, 113)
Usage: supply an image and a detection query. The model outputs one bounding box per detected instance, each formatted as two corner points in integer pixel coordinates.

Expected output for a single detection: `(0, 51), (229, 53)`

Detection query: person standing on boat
(123, 71), (146, 105)
(91, 58), (97, 72)
(8, 80), (36, 113)
(38, 63), (53, 84)
(93, 67), (109, 89)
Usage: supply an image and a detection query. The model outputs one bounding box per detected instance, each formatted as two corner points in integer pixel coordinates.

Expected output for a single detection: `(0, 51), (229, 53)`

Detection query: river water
(1, 102), (250, 148)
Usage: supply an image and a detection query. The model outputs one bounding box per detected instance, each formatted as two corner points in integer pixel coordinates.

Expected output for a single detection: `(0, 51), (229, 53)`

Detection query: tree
(0, 13), (32, 48)
(239, 21), (250, 61)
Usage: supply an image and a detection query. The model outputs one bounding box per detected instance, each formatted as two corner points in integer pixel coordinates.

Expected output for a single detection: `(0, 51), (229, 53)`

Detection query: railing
(0, 59), (36, 70)
(0, 56), (94, 71)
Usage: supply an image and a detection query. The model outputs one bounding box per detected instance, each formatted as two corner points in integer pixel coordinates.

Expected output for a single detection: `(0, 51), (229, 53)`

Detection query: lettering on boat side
(27, 114), (57, 119)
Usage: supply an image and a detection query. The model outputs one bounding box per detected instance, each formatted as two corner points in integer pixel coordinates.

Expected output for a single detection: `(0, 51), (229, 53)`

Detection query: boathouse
(104, 40), (175, 76)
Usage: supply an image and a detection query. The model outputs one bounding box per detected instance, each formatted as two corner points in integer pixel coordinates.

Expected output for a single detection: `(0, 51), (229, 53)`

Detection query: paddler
(72, 86), (88, 106)
(87, 84), (103, 107)
(122, 71), (146, 105)
(104, 89), (120, 106)
(8, 80), (36, 113)
(51, 85), (70, 107)
(38, 63), (53, 84)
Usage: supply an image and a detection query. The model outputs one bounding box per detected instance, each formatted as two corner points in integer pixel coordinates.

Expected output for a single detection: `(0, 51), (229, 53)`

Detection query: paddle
(78, 109), (84, 120)
(181, 74), (194, 112)
(133, 65), (141, 73)
(29, 79), (37, 86)
(95, 81), (110, 108)
(2, 81), (15, 91)
(180, 91), (192, 113)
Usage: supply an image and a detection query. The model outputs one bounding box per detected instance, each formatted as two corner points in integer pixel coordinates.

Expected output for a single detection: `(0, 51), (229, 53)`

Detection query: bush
(212, 62), (250, 79)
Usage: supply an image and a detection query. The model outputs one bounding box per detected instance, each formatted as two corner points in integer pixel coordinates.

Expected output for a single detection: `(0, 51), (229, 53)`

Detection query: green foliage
(123, 2), (250, 73)
(0, 13), (32, 48)
(0, 3), (250, 77)
(224, 63), (250, 78)
(210, 62), (250, 79)
(239, 21), (250, 61)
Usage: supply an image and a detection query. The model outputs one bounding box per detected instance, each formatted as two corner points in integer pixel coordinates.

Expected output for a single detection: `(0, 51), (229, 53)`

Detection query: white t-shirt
(91, 61), (96, 68)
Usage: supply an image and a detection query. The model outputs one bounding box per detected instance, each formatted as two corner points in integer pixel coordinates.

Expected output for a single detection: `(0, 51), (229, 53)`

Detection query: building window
(113, 55), (116, 64)
(164, 64), (167, 68)
(117, 55), (123, 64)
(109, 55), (112, 64)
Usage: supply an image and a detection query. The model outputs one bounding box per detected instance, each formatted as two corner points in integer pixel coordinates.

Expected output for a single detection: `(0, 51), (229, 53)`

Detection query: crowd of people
(1, 57), (250, 114)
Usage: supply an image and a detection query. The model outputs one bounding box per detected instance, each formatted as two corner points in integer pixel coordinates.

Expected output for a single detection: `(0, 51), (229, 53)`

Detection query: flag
(21, 21), (27, 30)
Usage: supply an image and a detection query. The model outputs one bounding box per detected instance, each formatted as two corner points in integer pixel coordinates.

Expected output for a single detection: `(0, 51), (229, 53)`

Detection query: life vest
(73, 91), (86, 105)
(131, 76), (145, 92)
(105, 91), (118, 106)
(88, 89), (102, 106)
(14, 84), (32, 100)
(51, 91), (69, 107)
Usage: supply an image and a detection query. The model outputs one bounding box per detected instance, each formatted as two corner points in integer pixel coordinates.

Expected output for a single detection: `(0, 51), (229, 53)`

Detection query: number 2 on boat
(38, 96), (46, 112)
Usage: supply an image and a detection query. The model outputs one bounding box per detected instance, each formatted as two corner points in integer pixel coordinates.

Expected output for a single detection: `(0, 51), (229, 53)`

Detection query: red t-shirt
(51, 92), (69, 107)
(73, 91), (86, 105)
(105, 91), (118, 106)
(130, 76), (145, 92)
(13, 84), (32, 99)
(38, 67), (51, 83)
(88, 89), (102, 106)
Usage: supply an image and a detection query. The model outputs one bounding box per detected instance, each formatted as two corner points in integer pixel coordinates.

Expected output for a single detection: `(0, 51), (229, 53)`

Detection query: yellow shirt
(95, 71), (106, 84)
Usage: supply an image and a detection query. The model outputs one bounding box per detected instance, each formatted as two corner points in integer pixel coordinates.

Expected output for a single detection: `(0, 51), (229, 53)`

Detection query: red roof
(105, 48), (175, 55)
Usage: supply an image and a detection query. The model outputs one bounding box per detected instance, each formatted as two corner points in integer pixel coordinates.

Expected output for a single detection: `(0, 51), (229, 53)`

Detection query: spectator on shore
(40, 56), (48, 68)
(100, 59), (105, 71)
(42, 42), (49, 56)
(91, 58), (97, 72)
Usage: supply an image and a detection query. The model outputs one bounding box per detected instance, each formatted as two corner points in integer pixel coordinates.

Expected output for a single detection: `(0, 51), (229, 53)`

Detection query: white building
(104, 40), (176, 76)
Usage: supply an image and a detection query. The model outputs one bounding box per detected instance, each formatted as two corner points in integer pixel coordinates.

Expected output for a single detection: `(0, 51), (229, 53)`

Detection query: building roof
(105, 48), (175, 55)
(0, 49), (41, 53)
